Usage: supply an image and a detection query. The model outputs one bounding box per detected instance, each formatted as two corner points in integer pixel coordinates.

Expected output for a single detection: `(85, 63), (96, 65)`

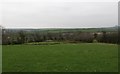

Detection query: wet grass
(2, 43), (118, 72)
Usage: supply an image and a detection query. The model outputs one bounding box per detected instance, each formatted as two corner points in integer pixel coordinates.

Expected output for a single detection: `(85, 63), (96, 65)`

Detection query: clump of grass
(25, 42), (62, 45)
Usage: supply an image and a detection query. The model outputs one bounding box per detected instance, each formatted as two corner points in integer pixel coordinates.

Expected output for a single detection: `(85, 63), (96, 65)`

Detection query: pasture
(2, 43), (118, 72)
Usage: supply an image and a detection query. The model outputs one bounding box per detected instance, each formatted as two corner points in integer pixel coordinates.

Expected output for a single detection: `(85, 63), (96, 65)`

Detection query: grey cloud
(1, 2), (118, 28)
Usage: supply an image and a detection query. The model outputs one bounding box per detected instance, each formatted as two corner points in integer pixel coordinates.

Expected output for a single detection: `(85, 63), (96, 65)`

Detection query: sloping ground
(0, 45), (2, 73)
(2, 43), (118, 72)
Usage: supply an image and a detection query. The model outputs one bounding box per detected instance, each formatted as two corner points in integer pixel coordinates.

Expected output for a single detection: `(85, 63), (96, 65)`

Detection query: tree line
(2, 29), (118, 45)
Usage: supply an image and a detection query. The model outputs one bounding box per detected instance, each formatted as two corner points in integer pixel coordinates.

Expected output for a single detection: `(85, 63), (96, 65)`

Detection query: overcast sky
(0, 0), (119, 28)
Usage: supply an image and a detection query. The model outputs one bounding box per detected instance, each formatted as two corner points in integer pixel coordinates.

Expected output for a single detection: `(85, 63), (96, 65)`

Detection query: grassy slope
(2, 43), (118, 72)
(0, 45), (2, 73)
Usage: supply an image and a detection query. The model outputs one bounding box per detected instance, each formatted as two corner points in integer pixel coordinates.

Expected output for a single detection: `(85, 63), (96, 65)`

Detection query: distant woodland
(2, 27), (119, 45)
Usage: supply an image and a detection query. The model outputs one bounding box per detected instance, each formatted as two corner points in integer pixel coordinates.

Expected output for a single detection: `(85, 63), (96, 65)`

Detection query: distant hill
(3, 26), (118, 33)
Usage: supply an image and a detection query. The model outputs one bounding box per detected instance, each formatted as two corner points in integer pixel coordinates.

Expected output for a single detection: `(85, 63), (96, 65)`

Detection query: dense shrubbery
(2, 29), (118, 45)
(97, 32), (118, 44)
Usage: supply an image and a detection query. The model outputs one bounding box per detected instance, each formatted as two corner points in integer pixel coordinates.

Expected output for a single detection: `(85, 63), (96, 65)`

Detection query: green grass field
(2, 43), (118, 72)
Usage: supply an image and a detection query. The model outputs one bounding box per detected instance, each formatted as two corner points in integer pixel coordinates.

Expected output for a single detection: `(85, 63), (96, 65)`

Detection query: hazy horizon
(1, 25), (118, 29)
(0, 0), (118, 28)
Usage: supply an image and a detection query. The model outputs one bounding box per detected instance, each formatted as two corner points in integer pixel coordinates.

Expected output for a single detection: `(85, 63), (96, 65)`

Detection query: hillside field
(2, 43), (118, 72)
